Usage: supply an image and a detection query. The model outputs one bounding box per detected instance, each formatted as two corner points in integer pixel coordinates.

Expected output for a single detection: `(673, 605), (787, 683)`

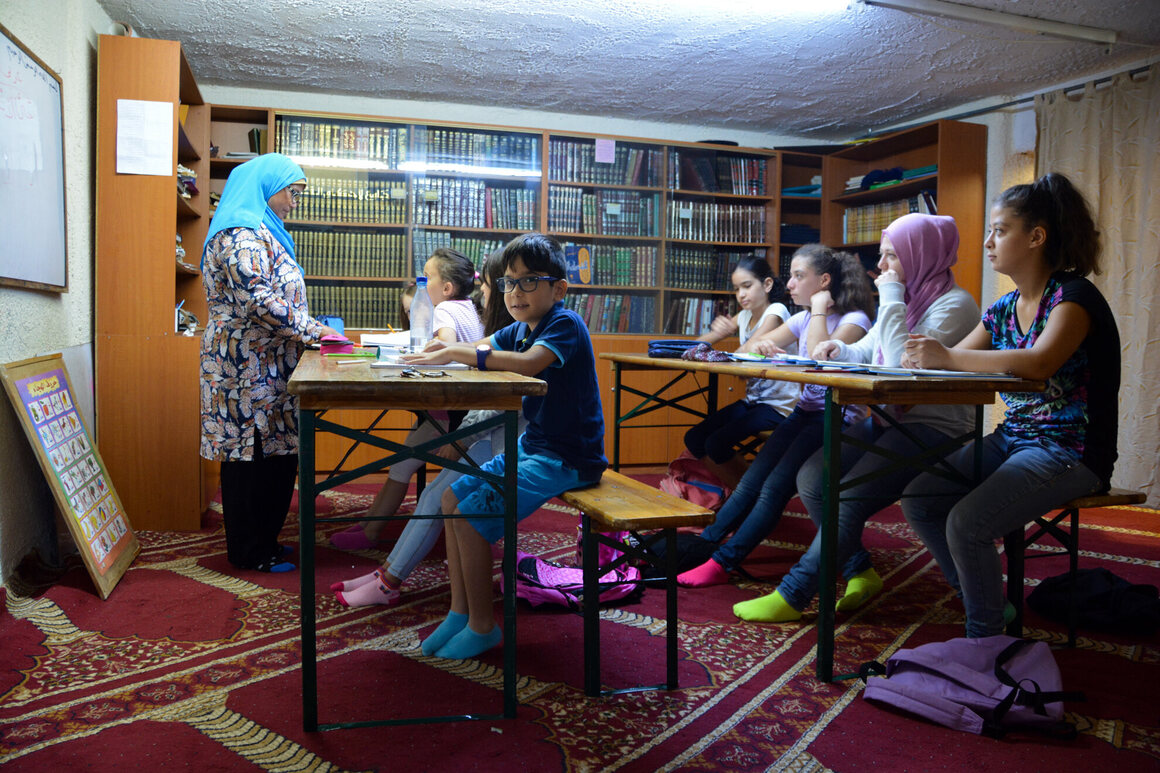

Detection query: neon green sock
(836, 567), (883, 613)
(733, 589), (802, 623)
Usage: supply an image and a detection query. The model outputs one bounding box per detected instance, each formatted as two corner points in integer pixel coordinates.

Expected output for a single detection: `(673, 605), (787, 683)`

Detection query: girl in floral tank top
(902, 173), (1119, 638)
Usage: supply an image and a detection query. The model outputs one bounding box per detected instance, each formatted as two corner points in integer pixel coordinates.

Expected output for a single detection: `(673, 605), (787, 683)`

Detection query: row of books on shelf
(276, 118), (409, 166)
(305, 284), (406, 330)
(666, 200), (766, 243)
(665, 248), (750, 291)
(667, 151), (767, 195)
(412, 231), (506, 272)
(563, 293), (657, 334)
(410, 178), (538, 230)
(283, 177), (407, 224)
(290, 229), (407, 278)
(842, 191), (936, 244)
(411, 126), (539, 170)
(547, 139), (663, 186)
(547, 186), (661, 236)
(560, 242), (658, 286)
(664, 296), (736, 336)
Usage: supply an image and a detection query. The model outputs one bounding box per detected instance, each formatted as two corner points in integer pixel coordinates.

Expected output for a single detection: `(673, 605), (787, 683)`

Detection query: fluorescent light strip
(399, 161), (541, 178)
(860, 0), (1117, 45)
(285, 157), (541, 178)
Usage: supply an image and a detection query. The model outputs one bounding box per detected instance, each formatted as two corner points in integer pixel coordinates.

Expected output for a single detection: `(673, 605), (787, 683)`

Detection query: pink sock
(677, 558), (729, 588)
(330, 568), (382, 593)
(336, 573), (402, 608)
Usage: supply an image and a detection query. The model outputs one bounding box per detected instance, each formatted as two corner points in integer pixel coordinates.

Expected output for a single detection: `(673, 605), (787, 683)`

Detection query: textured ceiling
(94, 0), (1160, 141)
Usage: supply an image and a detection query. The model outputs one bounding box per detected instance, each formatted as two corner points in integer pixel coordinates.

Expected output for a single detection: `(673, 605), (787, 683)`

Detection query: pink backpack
(501, 532), (642, 610)
(659, 450), (731, 511)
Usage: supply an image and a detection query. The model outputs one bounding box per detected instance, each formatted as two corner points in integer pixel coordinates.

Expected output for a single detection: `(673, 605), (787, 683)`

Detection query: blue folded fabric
(648, 339), (702, 358)
(860, 167), (905, 190)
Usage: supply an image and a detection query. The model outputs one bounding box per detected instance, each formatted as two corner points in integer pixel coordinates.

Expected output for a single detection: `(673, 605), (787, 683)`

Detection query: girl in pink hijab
(735, 213), (983, 624)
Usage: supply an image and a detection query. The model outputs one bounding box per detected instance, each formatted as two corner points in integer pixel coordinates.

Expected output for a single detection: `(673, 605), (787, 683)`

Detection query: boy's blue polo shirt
(490, 301), (607, 480)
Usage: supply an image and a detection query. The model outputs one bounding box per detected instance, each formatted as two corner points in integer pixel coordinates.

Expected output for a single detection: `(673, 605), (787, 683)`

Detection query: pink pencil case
(319, 335), (354, 355)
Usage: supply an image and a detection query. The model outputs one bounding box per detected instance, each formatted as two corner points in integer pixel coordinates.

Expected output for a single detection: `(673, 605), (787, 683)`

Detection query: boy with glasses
(401, 232), (606, 659)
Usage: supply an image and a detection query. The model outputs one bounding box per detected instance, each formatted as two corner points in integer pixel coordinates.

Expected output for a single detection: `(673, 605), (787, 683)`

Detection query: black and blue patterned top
(983, 273), (1120, 486)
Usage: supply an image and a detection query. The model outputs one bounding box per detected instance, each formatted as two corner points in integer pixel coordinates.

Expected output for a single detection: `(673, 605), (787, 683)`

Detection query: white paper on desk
(361, 330), (411, 348)
(370, 352), (469, 369)
(116, 99), (173, 176)
(730, 352), (820, 366)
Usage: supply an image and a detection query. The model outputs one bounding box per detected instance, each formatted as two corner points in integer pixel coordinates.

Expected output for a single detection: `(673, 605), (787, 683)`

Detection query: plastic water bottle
(409, 276), (434, 352)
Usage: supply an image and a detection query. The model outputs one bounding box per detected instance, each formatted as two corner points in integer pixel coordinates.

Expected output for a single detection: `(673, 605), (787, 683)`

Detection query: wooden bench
(1005, 487), (1147, 646)
(732, 429), (774, 460)
(560, 470), (715, 697)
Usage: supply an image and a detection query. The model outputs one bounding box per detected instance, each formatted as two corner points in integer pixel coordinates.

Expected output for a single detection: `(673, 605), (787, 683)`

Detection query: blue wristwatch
(476, 343), (491, 370)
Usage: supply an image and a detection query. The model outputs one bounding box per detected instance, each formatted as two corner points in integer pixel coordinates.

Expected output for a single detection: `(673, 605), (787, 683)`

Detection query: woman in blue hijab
(199, 153), (338, 573)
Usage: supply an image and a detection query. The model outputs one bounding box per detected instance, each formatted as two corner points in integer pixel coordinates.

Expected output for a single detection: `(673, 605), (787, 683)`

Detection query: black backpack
(1027, 567), (1160, 635)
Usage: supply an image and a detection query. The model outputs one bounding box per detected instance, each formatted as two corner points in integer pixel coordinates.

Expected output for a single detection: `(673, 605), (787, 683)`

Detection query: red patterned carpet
(2, 478), (1158, 772)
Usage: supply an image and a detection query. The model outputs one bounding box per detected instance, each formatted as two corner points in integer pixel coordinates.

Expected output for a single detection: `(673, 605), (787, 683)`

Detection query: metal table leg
(816, 390), (841, 682)
(299, 408), (318, 732)
(501, 408), (518, 718)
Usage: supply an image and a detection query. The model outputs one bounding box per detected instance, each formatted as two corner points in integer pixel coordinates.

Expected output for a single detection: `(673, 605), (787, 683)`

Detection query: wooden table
(600, 352), (1042, 682)
(288, 352), (546, 730)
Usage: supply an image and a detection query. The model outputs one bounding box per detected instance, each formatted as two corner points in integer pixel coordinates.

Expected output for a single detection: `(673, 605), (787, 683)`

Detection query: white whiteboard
(0, 24), (68, 291)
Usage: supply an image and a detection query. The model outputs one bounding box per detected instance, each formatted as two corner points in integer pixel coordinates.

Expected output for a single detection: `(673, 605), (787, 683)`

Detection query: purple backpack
(862, 635), (1084, 737)
(501, 532), (642, 610)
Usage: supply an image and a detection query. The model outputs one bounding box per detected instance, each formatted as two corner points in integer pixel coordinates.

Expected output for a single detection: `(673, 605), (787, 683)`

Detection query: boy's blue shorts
(449, 440), (595, 544)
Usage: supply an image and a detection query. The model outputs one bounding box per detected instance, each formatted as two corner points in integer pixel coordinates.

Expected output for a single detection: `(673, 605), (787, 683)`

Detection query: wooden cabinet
(95, 35), (211, 531)
(821, 119), (987, 302)
(589, 334), (746, 466)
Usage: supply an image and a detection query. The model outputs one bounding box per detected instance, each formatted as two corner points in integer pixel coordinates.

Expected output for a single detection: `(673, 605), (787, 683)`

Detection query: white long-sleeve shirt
(825, 282), (980, 437)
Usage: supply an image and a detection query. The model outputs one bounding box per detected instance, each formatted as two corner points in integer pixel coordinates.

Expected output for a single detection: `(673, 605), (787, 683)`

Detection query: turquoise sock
(434, 625), (502, 659)
(421, 612), (467, 656)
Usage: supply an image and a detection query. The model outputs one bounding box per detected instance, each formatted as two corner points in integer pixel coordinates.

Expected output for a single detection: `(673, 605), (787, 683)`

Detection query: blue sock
(421, 612), (468, 656)
(434, 625), (502, 660)
(269, 561), (295, 573)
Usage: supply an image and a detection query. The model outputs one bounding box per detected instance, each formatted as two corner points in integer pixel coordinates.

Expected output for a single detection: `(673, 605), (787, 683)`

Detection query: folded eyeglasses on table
(396, 367), (448, 378)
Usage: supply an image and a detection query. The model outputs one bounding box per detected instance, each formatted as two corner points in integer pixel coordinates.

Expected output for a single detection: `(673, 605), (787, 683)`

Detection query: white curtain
(1036, 64), (1160, 507)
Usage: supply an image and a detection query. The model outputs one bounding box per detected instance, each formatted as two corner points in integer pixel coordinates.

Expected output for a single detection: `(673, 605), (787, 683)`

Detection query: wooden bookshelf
(663, 143), (779, 334)
(548, 134), (666, 333)
(821, 120), (987, 302)
(95, 35), (212, 531)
